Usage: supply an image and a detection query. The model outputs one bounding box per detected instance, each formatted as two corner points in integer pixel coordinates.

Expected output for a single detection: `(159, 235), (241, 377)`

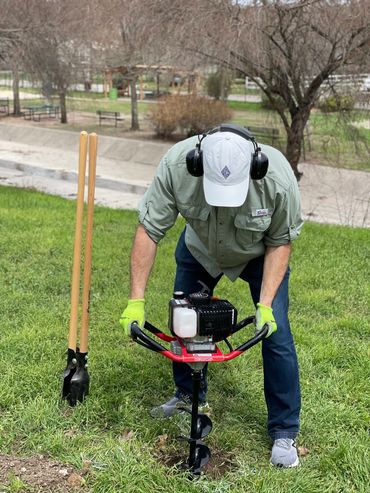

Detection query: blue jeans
(172, 229), (300, 440)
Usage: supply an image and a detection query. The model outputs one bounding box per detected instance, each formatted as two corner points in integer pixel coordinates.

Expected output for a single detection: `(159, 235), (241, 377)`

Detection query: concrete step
(0, 161), (143, 210)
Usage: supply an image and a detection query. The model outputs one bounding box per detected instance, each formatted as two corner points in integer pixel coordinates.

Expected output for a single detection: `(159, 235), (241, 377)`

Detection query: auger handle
(234, 323), (269, 354)
(228, 316), (269, 353)
(130, 322), (168, 353)
(231, 315), (255, 333)
(130, 318), (268, 363)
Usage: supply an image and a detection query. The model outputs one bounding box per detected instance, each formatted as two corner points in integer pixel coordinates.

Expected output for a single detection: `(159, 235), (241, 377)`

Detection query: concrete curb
(0, 158), (148, 195)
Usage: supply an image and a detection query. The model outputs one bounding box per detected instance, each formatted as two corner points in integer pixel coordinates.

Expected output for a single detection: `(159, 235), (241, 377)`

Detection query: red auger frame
(130, 316), (268, 364)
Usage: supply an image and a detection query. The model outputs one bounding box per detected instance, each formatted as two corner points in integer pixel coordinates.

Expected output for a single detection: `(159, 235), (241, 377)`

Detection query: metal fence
(245, 74), (370, 92)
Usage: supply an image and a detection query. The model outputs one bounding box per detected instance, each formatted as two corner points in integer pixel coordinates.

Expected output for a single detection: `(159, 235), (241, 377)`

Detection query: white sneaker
(270, 438), (300, 468)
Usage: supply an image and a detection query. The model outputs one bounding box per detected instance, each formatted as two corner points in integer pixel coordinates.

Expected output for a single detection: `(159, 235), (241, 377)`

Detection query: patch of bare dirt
(0, 454), (88, 492)
(158, 448), (235, 479)
(154, 434), (235, 479)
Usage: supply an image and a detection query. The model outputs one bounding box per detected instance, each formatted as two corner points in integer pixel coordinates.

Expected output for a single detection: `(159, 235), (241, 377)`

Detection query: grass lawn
(0, 186), (369, 492)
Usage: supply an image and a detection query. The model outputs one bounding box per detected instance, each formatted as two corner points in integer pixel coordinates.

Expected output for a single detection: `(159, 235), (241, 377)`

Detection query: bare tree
(0, 1), (22, 50)
(0, 0), (31, 115)
(95, 0), (192, 130)
(118, 3), (143, 131)
(94, 0), (167, 130)
(143, 0), (370, 179)
(18, 0), (93, 123)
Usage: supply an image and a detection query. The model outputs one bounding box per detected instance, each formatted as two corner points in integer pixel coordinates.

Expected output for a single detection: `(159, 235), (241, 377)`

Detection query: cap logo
(221, 165), (231, 179)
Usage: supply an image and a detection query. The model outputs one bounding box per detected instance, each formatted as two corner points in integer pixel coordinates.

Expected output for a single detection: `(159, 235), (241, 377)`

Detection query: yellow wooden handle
(80, 133), (98, 353)
(68, 131), (88, 351)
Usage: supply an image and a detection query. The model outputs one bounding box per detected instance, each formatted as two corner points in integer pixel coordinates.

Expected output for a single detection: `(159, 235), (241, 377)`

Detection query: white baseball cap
(202, 131), (253, 207)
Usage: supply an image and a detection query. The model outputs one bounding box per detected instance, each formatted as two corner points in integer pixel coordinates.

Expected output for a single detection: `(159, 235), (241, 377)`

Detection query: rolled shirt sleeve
(138, 156), (179, 243)
(264, 180), (304, 246)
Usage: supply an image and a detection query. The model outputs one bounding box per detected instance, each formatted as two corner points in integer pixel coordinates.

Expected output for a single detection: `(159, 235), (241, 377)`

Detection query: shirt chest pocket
(178, 204), (210, 243)
(234, 214), (271, 247)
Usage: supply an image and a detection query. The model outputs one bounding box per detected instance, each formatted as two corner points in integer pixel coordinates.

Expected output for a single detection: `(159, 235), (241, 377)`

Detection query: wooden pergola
(103, 64), (200, 99)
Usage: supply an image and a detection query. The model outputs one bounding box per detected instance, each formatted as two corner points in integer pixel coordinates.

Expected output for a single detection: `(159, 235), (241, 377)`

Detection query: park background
(0, 1), (369, 492)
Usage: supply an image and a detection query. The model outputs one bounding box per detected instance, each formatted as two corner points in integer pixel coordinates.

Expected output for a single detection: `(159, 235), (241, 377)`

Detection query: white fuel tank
(172, 307), (197, 338)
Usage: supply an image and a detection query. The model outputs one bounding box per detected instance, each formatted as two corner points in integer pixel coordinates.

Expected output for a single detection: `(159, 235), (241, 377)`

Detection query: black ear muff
(250, 146), (269, 180)
(186, 144), (204, 177)
(186, 124), (269, 180)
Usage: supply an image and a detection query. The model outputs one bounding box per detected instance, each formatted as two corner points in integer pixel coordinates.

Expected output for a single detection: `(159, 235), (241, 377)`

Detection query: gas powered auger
(130, 291), (268, 476)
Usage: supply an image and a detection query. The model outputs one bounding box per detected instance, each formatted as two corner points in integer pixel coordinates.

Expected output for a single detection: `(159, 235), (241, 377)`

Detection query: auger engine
(169, 291), (237, 354)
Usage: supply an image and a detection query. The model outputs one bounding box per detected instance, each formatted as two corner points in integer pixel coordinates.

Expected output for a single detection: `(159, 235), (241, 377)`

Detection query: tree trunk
(12, 66), (21, 116)
(130, 77), (139, 130)
(220, 70), (225, 101)
(285, 110), (311, 181)
(59, 91), (67, 123)
(156, 73), (160, 97)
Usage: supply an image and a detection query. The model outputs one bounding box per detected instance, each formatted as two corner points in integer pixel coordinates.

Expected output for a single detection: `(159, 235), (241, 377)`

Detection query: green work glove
(255, 303), (277, 338)
(119, 299), (145, 337)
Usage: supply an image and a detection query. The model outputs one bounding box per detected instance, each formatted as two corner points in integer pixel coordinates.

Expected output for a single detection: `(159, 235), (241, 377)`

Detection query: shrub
(205, 70), (232, 100)
(149, 94), (233, 138)
(149, 97), (178, 138)
(317, 95), (355, 113)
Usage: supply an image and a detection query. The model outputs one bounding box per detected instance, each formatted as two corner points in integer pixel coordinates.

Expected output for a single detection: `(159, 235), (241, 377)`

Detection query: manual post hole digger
(130, 291), (268, 476)
(62, 131), (97, 406)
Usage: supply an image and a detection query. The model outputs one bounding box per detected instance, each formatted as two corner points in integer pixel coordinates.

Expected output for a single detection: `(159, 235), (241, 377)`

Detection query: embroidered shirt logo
(221, 166), (231, 179)
(253, 208), (274, 217)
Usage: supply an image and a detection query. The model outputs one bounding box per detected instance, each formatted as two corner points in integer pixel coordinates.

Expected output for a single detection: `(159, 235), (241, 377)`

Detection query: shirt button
(219, 222), (223, 225)
(218, 240), (222, 244)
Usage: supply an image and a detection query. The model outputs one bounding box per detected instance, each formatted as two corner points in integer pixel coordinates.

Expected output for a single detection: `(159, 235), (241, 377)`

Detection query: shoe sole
(270, 456), (300, 468)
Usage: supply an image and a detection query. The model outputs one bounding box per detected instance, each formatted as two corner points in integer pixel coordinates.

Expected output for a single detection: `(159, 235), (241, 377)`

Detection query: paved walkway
(0, 122), (369, 228)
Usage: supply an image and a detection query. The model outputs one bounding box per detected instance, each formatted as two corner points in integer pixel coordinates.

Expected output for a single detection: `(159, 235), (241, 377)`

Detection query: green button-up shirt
(138, 135), (303, 281)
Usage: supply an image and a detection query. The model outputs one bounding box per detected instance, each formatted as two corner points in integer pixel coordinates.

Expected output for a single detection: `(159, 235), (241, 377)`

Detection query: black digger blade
(177, 439), (212, 477)
(62, 348), (89, 406)
(178, 408), (213, 439)
(196, 413), (212, 439)
(189, 442), (211, 476)
(62, 348), (77, 399)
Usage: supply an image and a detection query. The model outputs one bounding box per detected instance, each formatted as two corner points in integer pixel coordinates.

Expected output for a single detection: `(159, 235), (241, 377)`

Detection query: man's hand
(255, 303), (277, 338)
(119, 299), (145, 337)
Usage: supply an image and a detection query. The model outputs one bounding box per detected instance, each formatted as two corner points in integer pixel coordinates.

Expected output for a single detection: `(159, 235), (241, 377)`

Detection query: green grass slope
(0, 186), (368, 492)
